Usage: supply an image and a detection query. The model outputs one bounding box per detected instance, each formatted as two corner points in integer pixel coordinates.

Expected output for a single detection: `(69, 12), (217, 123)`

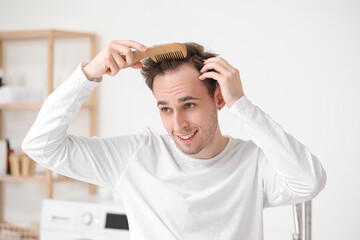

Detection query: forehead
(153, 63), (208, 102)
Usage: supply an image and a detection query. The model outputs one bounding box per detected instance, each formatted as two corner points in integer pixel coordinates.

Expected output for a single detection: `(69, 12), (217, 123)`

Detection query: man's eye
(162, 107), (171, 113)
(185, 103), (195, 109)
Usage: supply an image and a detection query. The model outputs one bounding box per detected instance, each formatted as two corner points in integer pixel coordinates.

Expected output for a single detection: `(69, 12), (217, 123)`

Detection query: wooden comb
(122, 43), (187, 67)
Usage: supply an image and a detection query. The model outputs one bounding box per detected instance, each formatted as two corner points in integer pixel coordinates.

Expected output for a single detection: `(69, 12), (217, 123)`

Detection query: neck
(192, 127), (229, 159)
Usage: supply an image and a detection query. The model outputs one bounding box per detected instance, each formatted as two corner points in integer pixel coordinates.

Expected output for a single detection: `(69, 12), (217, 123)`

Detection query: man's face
(153, 63), (223, 159)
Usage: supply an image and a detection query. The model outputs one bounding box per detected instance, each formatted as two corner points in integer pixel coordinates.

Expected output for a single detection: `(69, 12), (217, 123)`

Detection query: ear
(214, 85), (226, 110)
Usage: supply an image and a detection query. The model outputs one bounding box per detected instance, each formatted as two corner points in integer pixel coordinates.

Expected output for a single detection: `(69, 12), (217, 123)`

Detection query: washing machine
(40, 197), (130, 240)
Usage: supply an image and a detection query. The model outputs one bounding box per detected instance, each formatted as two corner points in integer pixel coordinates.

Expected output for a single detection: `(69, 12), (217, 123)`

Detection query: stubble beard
(172, 106), (218, 157)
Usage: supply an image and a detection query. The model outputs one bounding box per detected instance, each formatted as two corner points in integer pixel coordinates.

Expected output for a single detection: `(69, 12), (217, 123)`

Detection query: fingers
(115, 40), (148, 52)
(111, 43), (134, 68)
(83, 40), (147, 80)
(199, 71), (221, 81)
(204, 57), (233, 70)
(107, 51), (122, 75)
(200, 61), (228, 76)
(201, 57), (232, 72)
(199, 57), (244, 108)
(130, 62), (143, 69)
(110, 40), (147, 68)
(117, 40), (148, 67)
(199, 57), (239, 82)
(199, 57), (228, 81)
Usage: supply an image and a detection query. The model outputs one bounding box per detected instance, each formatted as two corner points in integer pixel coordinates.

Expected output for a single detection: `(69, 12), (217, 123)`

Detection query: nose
(174, 111), (189, 131)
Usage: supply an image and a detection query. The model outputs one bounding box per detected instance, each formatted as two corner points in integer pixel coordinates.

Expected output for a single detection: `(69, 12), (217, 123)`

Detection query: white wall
(0, 0), (359, 239)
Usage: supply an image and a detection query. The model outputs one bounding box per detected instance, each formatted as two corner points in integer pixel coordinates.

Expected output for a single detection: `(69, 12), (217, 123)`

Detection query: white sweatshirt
(22, 63), (326, 240)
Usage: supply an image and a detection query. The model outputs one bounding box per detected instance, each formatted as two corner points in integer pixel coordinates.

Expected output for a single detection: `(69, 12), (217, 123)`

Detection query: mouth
(175, 130), (198, 143)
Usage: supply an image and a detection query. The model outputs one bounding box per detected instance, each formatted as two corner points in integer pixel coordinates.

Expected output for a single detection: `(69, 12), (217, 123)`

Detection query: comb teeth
(154, 51), (185, 63)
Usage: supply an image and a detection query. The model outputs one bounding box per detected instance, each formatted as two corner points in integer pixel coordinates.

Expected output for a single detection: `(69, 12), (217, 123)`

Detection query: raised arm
(22, 40), (149, 189)
(199, 57), (326, 207)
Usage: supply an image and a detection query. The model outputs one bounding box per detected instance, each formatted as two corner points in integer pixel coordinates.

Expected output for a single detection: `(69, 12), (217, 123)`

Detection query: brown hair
(140, 42), (219, 98)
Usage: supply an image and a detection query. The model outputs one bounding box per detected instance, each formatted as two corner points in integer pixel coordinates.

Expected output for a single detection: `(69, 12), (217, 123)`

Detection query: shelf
(0, 29), (98, 219)
(0, 103), (42, 110)
(0, 103), (92, 110)
(0, 29), (95, 40)
(0, 174), (76, 183)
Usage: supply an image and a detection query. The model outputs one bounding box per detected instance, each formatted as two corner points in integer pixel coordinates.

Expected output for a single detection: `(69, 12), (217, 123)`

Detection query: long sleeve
(229, 96), (327, 208)
(22, 63), (147, 189)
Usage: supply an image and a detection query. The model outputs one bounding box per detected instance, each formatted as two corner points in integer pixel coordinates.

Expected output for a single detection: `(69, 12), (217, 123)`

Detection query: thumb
(130, 62), (143, 69)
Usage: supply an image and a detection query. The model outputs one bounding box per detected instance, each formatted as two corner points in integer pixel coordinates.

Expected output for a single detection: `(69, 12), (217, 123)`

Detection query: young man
(22, 40), (326, 240)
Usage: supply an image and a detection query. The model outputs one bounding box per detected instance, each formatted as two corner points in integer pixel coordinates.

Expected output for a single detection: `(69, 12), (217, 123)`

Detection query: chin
(174, 140), (204, 156)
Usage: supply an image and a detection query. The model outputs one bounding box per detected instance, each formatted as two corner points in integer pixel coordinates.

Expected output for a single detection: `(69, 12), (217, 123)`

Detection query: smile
(176, 130), (198, 143)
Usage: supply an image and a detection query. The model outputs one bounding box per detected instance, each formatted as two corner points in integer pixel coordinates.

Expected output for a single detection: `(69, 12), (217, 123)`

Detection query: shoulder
(135, 127), (170, 146)
(98, 127), (163, 150)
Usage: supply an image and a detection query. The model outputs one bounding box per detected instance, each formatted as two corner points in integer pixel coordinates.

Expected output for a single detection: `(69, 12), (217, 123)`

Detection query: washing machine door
(41, 229), (129, 240)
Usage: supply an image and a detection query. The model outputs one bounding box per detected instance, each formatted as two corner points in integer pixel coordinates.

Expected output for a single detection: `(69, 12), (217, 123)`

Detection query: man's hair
(140, 42), (219, 98)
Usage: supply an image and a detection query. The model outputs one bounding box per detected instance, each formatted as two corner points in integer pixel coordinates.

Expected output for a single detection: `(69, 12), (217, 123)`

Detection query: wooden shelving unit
(0, 29), (98, 219)
(0, 174), (74, 183)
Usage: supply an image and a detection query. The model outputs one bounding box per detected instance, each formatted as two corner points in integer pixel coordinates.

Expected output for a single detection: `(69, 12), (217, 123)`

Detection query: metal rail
(292, 200), (311, 240)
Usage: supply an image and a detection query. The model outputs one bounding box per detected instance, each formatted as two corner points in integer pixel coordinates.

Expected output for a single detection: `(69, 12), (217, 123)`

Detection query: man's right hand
(82, 40), (148, 81)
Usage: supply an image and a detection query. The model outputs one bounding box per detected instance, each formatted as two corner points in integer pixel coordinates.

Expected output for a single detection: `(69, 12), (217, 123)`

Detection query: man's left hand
(199, 57), (245, 108)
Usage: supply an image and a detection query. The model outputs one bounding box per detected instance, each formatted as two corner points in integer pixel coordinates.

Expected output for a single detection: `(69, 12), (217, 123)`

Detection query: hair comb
(123, 43), (187, 67)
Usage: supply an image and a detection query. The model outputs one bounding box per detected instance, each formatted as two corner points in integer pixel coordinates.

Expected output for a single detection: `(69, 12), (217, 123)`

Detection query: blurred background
(0, 0), (359, 239)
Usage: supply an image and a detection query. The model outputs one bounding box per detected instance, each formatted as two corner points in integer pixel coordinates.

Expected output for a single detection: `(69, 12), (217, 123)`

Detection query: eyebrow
(157, 96), (201, 107)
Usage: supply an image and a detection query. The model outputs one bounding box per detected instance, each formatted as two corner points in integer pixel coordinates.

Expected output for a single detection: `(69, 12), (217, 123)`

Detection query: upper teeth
(179, 131), (196, 140)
